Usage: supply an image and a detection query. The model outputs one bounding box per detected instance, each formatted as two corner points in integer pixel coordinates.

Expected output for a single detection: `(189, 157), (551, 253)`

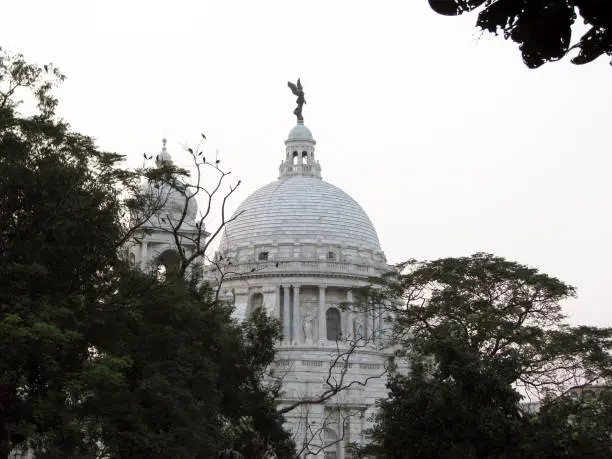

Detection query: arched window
(156, 249), (181, 280)
(302, 151), (308, 164)
(324, 428), (339, 459)
(292, 151), (298, 165)
(326, 307), (341, 341)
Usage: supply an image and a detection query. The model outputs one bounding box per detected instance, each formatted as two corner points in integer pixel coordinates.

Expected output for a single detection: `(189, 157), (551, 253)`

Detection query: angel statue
(287, 78), (306, 122)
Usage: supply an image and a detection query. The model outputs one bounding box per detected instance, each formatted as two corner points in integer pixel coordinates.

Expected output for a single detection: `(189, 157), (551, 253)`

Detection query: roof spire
(279, 79), (320, 179)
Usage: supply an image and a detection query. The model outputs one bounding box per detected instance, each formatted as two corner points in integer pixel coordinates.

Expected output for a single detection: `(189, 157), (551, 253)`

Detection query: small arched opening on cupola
(301, 151), (308, 164)
(292, 151), (299, 165)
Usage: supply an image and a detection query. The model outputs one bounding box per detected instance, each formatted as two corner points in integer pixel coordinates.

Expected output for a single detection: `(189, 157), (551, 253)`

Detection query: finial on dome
(156, 137), (173, 167)
(287, 78), (305, 123)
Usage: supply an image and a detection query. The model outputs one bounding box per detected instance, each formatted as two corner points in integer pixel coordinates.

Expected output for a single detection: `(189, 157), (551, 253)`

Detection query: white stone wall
(223, 273), (391, 458)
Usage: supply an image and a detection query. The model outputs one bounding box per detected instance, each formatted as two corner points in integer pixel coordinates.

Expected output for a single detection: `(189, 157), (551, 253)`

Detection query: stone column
(371, 304), (377, 344)
(338, 432), (346, 459)
(375, 304), (382, 343)
(373, 304), (380, 343)
(319, 284), (326, 344)
(293, 285), (300, 344)
(283, 285), (291, 343)
(140, 241), (148, 270)
(275, 285), (281, 319)
(346, 290), (353, 339)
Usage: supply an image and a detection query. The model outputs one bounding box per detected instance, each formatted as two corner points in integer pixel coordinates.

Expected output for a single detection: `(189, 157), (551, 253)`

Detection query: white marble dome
(220, 175), (381, 252)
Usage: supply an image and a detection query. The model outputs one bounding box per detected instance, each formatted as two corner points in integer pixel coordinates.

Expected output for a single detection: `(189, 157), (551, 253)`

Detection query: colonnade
(272, 284), (383, 345)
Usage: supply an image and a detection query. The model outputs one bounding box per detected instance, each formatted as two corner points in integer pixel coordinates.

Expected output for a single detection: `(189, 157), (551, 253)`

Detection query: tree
(362, 253), (612, 458)
(428, 0), (612, 68)
(129, 146), (297, 457)
(80, 271), (228, 458)
(0, 47), (144, 458)
(0, 47), (293, 458)
(521, 389), (612, 458)
(77, 269), (294, 459)
(365, 363), (526, 458)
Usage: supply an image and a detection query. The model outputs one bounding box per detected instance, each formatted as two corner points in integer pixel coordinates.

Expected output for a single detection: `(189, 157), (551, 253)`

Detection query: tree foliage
(362, 253), (612, 458)
(428, 0), (612, 68)
(0, 47), (293, 458)
(0, 47), (135, 458)
(79, 270), (293, 458)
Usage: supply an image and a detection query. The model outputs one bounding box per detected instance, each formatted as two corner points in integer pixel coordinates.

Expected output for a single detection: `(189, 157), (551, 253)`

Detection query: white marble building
(216, 120), (392, 458)
(129, 119), (392, 458)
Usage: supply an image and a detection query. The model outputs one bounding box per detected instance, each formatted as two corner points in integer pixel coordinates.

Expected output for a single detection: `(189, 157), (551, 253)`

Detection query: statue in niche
(353, 314), (364, 339)
(302, 309), (315, 344)
(287, 78), (306, 122)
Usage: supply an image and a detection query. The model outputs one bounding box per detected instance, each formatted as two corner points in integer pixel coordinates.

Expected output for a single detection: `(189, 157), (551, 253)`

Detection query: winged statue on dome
(287, 78), (306, 122)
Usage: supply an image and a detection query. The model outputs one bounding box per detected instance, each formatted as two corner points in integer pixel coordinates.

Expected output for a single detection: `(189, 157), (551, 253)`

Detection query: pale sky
(2, 1), (611, 327)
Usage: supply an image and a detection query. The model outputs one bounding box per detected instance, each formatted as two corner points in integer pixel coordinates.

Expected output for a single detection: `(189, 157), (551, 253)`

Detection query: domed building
(127, 110), (393, 457)
(128, 139), (206, 276)
(218, 117), (392, 458)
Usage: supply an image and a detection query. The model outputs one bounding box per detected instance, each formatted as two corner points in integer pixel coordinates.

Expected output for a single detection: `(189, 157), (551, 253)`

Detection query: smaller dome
(155, 151), (172, 166)
(156, 138), (173, 166)
(136, 139), (198, 228)
(139, 181), (198, 224)
(286, 123), (314, 142)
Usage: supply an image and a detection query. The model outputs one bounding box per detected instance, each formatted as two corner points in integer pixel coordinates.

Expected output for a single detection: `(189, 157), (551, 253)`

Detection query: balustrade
(234, 259), (375, 275)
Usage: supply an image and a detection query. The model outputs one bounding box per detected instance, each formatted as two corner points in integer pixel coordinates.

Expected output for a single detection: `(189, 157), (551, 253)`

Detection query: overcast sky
(2, 1), (611, 326)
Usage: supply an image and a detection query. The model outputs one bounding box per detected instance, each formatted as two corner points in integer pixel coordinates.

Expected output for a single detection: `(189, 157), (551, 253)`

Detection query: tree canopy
(428, 0), (612, 68)
(0, 47), (293, 458)
(0, 47), (133, 458)
(81, 270), (294, 458)
(361, 253), (612, 458)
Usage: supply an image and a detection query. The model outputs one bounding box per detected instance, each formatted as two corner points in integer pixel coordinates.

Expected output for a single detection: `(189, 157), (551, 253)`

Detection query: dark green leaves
(0, 48), (293, 458)
(428, 0), (612, 67)
(429, 0), (488, 16)
(363, 253), (612, 458)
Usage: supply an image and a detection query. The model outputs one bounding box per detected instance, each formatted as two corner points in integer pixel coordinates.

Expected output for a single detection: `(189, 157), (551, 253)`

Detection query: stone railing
(229, 259), (382, 276)
(279, 162), (321, 178)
